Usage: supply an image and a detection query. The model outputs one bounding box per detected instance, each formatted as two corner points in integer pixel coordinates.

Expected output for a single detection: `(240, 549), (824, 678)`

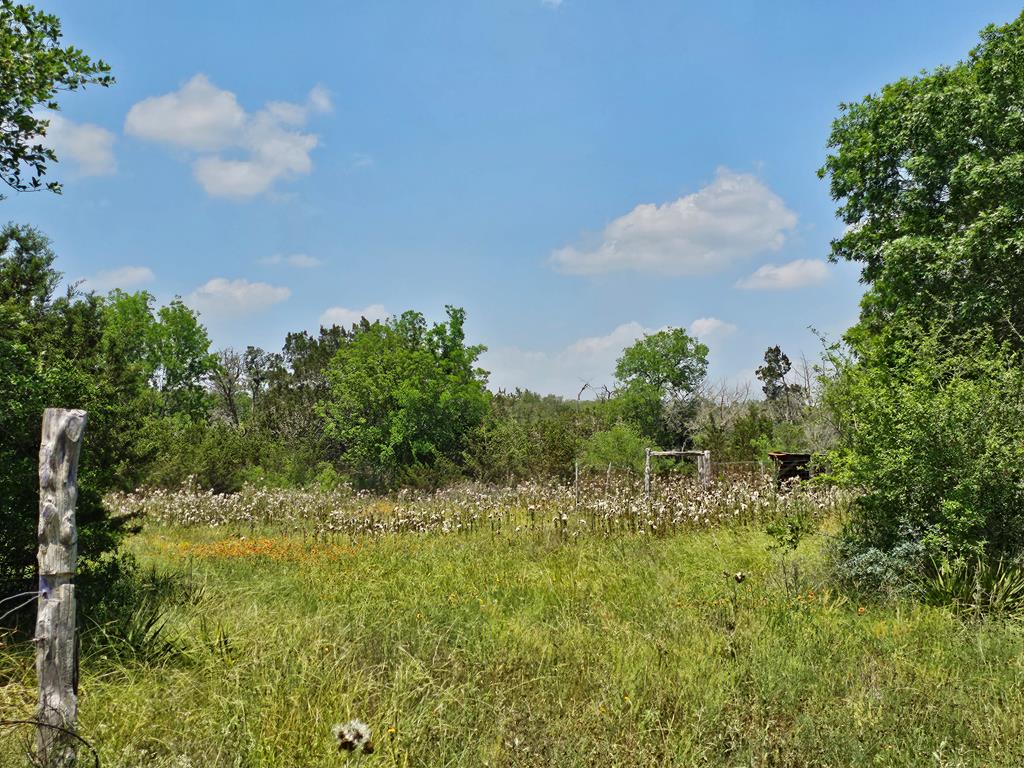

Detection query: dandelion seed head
(332, 719), (373, 753)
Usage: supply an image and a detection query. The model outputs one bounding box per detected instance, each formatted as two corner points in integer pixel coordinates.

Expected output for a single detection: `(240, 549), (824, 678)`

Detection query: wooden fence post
(698, 450), (712, 486)
(35, 408), (87, 768)
(644, 448), (652, 497)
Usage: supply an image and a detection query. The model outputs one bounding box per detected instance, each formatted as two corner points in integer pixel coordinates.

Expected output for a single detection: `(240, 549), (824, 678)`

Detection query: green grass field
(3, 523), (1024, 767)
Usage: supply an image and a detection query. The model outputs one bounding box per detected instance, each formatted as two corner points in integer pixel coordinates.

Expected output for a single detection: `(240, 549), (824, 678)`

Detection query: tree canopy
(820, 11), (1024, 353)
(321, 307), (491, 487)
(0, 0), (113, 197)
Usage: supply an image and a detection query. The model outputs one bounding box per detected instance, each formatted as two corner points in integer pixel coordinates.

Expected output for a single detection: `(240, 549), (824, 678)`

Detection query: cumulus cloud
(689, 316), (737, 340)
(482, 321), (651, 397)
(125, 74), (331, 198)
(43, 113), (116, 176)
(187, 278), (291, 316)
(735, 258), (829, 290)
(320, 303), (389, 328)
(261, 253), (322, 268)
(83, 265), (154, 292)
(551, 168), (797, 276)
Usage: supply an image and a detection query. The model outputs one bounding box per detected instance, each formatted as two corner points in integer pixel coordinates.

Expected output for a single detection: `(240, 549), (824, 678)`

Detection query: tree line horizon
(5, 1), (1024, 599)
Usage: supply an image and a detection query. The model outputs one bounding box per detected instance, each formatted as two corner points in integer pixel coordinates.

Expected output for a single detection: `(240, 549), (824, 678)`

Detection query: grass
(2, 520), (1024, 766)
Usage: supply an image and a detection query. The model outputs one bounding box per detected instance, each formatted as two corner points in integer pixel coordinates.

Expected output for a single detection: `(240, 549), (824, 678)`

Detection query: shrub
(824, 331), (1024, 569)
(580, 422), (648, 474)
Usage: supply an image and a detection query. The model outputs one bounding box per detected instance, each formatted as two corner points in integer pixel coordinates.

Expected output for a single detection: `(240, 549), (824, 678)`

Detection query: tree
(819, 13), (1024, 576)
(615, 327), (709, 399)
(614, 327), (708, 446)
(1, 0), (113, 198)
(321, 307), (490, 487)
(820, 12), (1024, 353)
(0, 225), (132, 593)
(211, 348), (245, 426)
(151, 299), (217, 422)
(824, 331), (1024, 565)
(756, 346), (791, 402)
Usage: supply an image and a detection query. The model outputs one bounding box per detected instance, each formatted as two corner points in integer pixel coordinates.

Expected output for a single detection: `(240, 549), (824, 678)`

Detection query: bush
(824, 331), (1024, 570)
(581, 422), (648, 473)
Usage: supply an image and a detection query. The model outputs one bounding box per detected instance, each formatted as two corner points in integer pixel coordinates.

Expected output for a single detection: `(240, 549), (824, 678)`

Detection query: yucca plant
(921, 557), (1024, 621)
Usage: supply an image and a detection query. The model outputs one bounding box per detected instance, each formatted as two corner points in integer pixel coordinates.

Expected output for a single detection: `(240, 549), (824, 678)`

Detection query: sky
(5, 1), (1023, 397)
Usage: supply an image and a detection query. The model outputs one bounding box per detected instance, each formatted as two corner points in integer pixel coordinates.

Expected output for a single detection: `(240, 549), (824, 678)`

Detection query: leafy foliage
(0, 225), (126, 591)
(321, 307), (490, 488)
(820, 11), (1024, 353)
(0, 0), (113, 197)
(824, 331), (1024, 563)
(614, 327), (708, 446)
(580, 422), (648, 474)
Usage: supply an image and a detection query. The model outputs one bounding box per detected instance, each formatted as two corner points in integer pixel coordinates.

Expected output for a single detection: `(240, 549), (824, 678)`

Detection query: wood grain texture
(35, 408), (86, 768)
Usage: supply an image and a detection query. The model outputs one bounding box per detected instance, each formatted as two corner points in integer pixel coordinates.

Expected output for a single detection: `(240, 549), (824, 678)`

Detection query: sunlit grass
(4, 518), (1024, 767)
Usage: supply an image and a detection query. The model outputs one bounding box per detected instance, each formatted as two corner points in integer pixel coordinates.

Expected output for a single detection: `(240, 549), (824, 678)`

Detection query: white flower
(332, 719), (373, 753)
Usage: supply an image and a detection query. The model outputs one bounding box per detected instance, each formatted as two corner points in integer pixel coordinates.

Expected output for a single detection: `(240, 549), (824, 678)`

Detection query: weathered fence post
(644, 448), (652, 497)
(574, 459), (580, 515)
(35, 408), (86, 768)
(697, 450), (712, 486)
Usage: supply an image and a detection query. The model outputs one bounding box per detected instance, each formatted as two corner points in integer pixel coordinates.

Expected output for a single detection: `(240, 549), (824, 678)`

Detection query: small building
(767, 452), (813, 483)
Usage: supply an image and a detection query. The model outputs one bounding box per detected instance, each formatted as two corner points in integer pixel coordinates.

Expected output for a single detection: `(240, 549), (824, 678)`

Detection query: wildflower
(332, 719), (374, 754)
(858, 606), (866, 615)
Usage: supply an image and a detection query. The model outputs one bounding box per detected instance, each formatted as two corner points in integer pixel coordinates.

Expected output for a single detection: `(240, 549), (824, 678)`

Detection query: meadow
(2, 478), (1024, 767)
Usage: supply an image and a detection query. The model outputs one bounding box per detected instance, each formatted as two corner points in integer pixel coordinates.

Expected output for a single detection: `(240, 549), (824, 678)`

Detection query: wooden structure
(35, 408), (86, 768)
(644, 448), (711, 494)
(767, 451), (812, 483)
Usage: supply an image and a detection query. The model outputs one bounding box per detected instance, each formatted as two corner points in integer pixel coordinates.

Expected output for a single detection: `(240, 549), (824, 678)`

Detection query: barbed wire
(0, 592), (40, 624)
(0, 719), (100, 768)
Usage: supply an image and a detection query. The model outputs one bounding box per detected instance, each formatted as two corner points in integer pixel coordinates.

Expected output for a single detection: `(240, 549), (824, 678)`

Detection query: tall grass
(1, 481), (1022, 766)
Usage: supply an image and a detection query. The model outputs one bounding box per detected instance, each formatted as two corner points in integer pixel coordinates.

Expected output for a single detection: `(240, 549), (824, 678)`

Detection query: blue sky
(6, 1), (1022, 396)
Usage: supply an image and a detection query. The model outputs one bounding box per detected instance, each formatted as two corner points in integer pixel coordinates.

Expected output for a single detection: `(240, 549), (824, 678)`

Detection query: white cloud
(43, 113), (116, 176)
(83, 265), (154, 292)
(482, 321), (651, 397)
(125, 74), (245, 151)
(125, 75), (331, 198)
(320, 303), (389, 327)
(551, 168), (797, 276)
(307, 84), (333, 114)
(689, 316), (737, 340)
(187, 278), (291, 316)
(260, 253), (322, 268)
(735, 258), (829, 290)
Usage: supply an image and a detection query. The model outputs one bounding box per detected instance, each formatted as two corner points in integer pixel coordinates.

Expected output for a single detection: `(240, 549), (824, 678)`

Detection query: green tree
(0, 0), (113, 197)
(616, 327), (709, 398)
(820, 12), (1024, 353)
(0, 225), (132, 593)
(321, 307), (490, 487)
(818, 13), (1024, 575)
(824, 331), (1024, 564)
(756, 346), (791, 402)
(152, 299), (217, 421)
(614, 327), (708, 446)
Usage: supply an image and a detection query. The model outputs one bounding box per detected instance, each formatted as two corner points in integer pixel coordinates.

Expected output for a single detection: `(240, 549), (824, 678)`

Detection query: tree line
(5, 0), (1024, 599)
